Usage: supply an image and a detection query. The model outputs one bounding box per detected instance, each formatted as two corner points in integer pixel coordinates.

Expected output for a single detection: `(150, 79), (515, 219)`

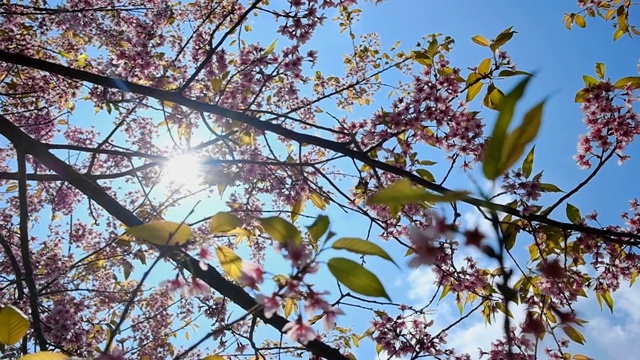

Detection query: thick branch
(1, 50), (638, 244)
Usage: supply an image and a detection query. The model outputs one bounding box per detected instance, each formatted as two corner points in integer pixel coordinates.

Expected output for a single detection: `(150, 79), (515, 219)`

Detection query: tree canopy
(0, 1), (639, 359)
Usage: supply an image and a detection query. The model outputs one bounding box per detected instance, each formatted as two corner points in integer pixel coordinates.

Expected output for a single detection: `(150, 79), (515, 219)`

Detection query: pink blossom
(256, 294), (281, 318)
(239, 261), (265, 289)
(198, 244), (215, 270)
(282, 319), (316, 344)
(188, 278), (211, 297)
(160, 277), (186, 293)
(322, 307), (344, 331)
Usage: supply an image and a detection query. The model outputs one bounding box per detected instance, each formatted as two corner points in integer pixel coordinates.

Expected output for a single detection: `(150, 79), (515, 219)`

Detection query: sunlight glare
(161, 153), (203, 190)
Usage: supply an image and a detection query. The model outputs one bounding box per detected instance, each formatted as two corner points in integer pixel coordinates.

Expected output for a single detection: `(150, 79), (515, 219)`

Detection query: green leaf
(522, 146), (535, 178)
(202, 356), (225, 360)
(471, 34), (490, 46)
(416, 169), (436, 182)
(368, 179), (468, 212)
(332, 238), (396, 265)
(483, 85), (504, 110)
(291, 199), (304, 222)
(602, 291), (614, 312)
(562, 325), (586, 344)
(499, 100), (545, 175)
(263, 39), (277, 57)
(259, 217), (302, 244)
(466, 81), (484, 102)
(18, 352), (69, 360)
(539, 183), (564, 192)
(327, 258), (390, 300)
(0, 305), (29, 345)
(582, 75), (599, 87)
(575, 89), (589, 103)
(595, 62), (605, 79)
(126, 220), (191, 246)
(307, 215), (330, 244)
(478, 58), (492, 76)
(215, 245), (243, 281)
(613, 76), (640, 89)
(483, 76), (532, 179)
(566, 203), (582, 224)
(209, 212), (240, 233)
(491, 26), (516, 51)
(575, 14), (586, 28)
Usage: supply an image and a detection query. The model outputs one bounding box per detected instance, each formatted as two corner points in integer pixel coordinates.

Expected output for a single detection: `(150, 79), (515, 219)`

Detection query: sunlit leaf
(572, 355), (592, 360)
(471, 34), (490, 46)
(566, 203), (582, 224)
(202, 356), (225, 360)
(368, 179), (468, 209)
(562, 325), (586, 344)
(466, 81), (484, 102)
(483, 76), (532, 179)
(309, 193), (327, 210)
(0, 305), (29, 345)
(582, 75), (599, 87)
(126, 220), (191, 246)
(595, 62), (605, 79)
(498, 100), (545, 175)
(332, 238), (396, 265)
(209, 212), (240, 233)
(263, 39), (277, 57)
(327, 258), (390, 300)
(259, 217), (302, 244)
(416, 169), (435, 182)
(283, 298), (297, 318)
(291, 199), (304, 222)
(574, 89), (589, 103)
(478, 58), (492, 76)
(18, 352), (69, 360)
(574, 14), (586, 28)
(307, 215), (330, 244)
(613, 76), (640, 89)
(215, 246), (243, 281)
(602, 291), (614, 312)
(539, 183), (563, 193)
(522, 146), (535, 178)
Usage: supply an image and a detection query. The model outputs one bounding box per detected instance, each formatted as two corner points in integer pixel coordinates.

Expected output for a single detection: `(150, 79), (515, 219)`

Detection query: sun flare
(161, 153), (204, 190)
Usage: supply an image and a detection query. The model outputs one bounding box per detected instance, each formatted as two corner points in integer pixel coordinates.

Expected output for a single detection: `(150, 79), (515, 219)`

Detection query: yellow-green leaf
(416, 169), (435, 182)
(575, 89), (589, 103)
(614, 76), (640, 89)
(327, 258), (390, 300)
(202, 356), (225, 360)
(291, 199), (304, 222)
(18, 352), (69, 360)
(368, 179), (468, 208)
(478, 58), (492, 76)
(332, 238), (396, 265)
(562, 325), (586, 344)
(483, 76), (532, 180)
(595, 62), (605, 79)
(566, 203), (582, 224)
(613, 28), (625, 40)
(573, 354), (593, 360)
(583, 75), (599, 87)
(283, 298), (297, 318)
(466, 81), (484, 102)
(259, 217), (302, 245)
(126, 220), (191, 246)
(522, 146), (535, 178)
(309, 192), (327, 210)
(215, 246), (243, 281)
(209, 212), (240, 233)
(0, 305), (29, 345)
(575, 14), (586, 28)
(263, 39), (277, 57)
(602, 291), (614, 312)
(471, 34), (490, 46)
(483, 85), (504, 110)
(307, 215), (330, 244)
(498, 100), (545, 175)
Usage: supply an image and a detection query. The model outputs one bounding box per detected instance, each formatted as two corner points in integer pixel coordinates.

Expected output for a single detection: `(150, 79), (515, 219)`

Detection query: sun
(160, 153), (204, 190)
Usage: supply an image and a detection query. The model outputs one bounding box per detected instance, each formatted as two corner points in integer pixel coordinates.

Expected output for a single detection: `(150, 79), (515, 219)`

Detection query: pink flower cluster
(574, 80), (639, 168)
